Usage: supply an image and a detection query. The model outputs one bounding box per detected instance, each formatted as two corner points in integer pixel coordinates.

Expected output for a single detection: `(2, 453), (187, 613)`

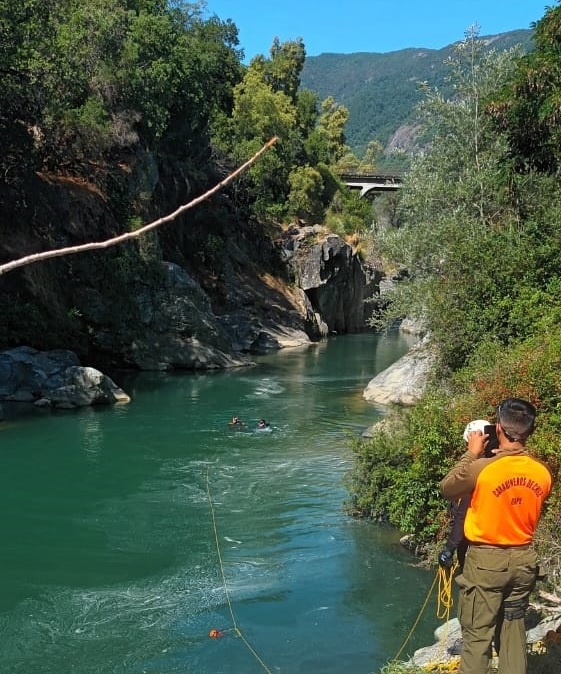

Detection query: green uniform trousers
(455, 544), (538, 674)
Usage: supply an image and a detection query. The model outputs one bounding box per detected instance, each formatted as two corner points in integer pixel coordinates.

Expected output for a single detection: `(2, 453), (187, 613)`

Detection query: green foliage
(346, 391), (459, 539)
(379, 662), (427, 674)
(488, 5), (561, 173)
(349, 328), (561, 548)
(286, 166), (325, 222)
(323, 178), (373, 237)
(316, 96), (350, 163)
(300, 30), (534, 155)
(213, 37), (355, 224)
(198, 233), (226, 273)
(266, 37), (306, 102)
(213, 61), (299, 219)
(352, 21), (561, 579)
(369, 31), (559, 371)
(296, 88), (321, 138)
(129, 215), (162, 263)
(1, 295), (49, 347)
(1, 0), (244, 177)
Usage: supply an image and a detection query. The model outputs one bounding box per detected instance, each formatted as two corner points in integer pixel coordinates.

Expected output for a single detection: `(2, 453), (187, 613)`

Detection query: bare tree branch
(0, 136), (278, 276)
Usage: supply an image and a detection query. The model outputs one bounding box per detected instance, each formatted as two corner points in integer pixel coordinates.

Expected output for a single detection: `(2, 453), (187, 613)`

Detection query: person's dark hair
(497, 398), (536, 441)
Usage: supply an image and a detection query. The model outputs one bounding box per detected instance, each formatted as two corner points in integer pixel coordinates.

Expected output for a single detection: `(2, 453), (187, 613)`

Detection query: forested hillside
(300, 29), (533, 158)
(0, 1), (369, 362)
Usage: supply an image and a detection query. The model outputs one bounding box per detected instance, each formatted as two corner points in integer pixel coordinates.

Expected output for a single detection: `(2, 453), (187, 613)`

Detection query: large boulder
(363, 336), (435, 406)
(0, 346), (130, 409)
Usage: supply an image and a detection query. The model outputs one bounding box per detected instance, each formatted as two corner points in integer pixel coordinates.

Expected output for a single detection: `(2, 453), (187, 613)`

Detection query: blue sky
(203, 0), (551, 62)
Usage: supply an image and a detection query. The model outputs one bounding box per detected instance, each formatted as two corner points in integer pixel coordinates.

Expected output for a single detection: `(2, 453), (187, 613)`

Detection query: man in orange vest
(440, 398), (553, 674)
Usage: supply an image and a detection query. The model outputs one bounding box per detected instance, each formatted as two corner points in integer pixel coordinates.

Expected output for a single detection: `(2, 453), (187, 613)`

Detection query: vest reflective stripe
(464, 455), (552, 545)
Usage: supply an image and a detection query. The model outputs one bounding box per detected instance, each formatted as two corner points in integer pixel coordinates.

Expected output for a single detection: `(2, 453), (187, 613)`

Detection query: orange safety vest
(464, 455), (552, 545)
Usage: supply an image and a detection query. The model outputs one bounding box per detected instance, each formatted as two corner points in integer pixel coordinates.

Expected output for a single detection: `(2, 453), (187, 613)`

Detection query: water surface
(0, 332), (439, 673)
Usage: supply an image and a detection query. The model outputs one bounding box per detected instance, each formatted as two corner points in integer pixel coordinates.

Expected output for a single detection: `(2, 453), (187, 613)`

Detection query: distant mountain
(300, 30), (534, 163)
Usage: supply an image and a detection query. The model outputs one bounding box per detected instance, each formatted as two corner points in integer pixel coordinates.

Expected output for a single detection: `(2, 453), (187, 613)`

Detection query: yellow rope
(205, 463), (275, 674)
(428, 562), (459, 667)
(207, 461), (463, 674)
(391, 571), (438, 662)
(436, 562), (457, 621)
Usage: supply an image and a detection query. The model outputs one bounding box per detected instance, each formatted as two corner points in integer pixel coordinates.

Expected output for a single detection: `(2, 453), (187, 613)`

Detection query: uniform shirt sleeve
(440, 451), (479, 501)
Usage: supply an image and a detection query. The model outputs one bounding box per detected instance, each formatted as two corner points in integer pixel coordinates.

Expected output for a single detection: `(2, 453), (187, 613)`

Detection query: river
(0, 331), (439, 674)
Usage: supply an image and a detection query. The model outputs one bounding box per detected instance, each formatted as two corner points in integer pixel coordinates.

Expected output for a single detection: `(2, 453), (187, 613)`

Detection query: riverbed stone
(363, 335), (435, 406)
(0, 347), (130, 410)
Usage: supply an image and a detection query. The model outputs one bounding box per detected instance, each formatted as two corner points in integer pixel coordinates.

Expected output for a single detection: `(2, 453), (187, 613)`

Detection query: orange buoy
(209, 629), (224, 639)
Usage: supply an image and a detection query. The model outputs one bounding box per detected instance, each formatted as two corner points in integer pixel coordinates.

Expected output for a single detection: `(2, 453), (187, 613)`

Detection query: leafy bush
(346, 390), (461, 540)
(324, 185), (373, 236)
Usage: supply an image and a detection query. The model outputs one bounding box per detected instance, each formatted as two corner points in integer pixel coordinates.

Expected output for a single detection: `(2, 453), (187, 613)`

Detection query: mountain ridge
(300, 29), (534, 159)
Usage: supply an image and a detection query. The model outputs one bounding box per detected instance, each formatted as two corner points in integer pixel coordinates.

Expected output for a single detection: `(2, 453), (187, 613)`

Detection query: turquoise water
(0, 332), (439, 673)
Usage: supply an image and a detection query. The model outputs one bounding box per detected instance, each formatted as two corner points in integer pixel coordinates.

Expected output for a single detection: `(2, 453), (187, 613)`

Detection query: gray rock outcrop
(0, 346), (130, 409)
(72, 233), (380, 371)
(74, 261), (252, 371)
(363, 335), (435, 406)
(281, 227), (382, 334)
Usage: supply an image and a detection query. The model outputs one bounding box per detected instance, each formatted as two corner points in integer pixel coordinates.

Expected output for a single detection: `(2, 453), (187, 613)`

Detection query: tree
(372, 29), (533, 370)
(488, 3), (561, 173)
(0, 0), (56, 179)
(0, 0), (244, 175)
(286, 165), (325, 222)
(267, 37), (306, 103)
(316, 96), (351, 164)
(213, 38), (313, 220)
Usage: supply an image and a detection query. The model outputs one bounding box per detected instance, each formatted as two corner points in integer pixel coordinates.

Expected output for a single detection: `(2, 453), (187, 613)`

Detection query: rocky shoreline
(0, 346), (130, 417)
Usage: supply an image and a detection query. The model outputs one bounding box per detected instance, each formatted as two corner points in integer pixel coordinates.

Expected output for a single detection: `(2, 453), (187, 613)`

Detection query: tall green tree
(213, 39), (312, 220)
(0, 0), (244, 176)
(215, 61), (298, 219)
(267, 37), (306, 103)
(316, 96), (350, 164)
(0, 0), (55, 178)
(488, 2), (561, 173)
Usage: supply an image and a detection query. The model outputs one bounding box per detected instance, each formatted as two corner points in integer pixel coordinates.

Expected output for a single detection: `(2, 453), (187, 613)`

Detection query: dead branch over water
(0, 137), (278, 276)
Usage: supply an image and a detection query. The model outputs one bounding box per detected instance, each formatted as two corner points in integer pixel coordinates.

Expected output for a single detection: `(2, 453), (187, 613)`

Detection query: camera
(438, 548), (454, 569)
(483, 424), (499, 457)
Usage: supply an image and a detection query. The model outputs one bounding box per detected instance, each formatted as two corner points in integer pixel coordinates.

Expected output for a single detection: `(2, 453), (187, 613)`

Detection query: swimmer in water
(256, 419), (270, 430)
(228, 416), (246, 428)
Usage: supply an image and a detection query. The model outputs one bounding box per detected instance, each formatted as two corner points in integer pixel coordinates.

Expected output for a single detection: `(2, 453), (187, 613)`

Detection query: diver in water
(228, 416), (246, 428)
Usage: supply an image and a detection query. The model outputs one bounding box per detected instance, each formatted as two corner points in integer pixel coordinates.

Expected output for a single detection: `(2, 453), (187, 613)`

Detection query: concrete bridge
(338, 171), (403, 198)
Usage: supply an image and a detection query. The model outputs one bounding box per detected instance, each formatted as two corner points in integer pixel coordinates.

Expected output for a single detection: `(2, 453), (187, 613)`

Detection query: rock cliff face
(0, 158), (382, 372)
(279, 225), (382, 336)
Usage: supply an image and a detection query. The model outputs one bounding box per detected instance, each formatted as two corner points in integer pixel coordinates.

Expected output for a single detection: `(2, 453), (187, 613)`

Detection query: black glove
(438, 547), (454, 569)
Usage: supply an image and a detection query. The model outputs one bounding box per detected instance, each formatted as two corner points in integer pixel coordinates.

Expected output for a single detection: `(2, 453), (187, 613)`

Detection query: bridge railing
(336, 171), (403, 182)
